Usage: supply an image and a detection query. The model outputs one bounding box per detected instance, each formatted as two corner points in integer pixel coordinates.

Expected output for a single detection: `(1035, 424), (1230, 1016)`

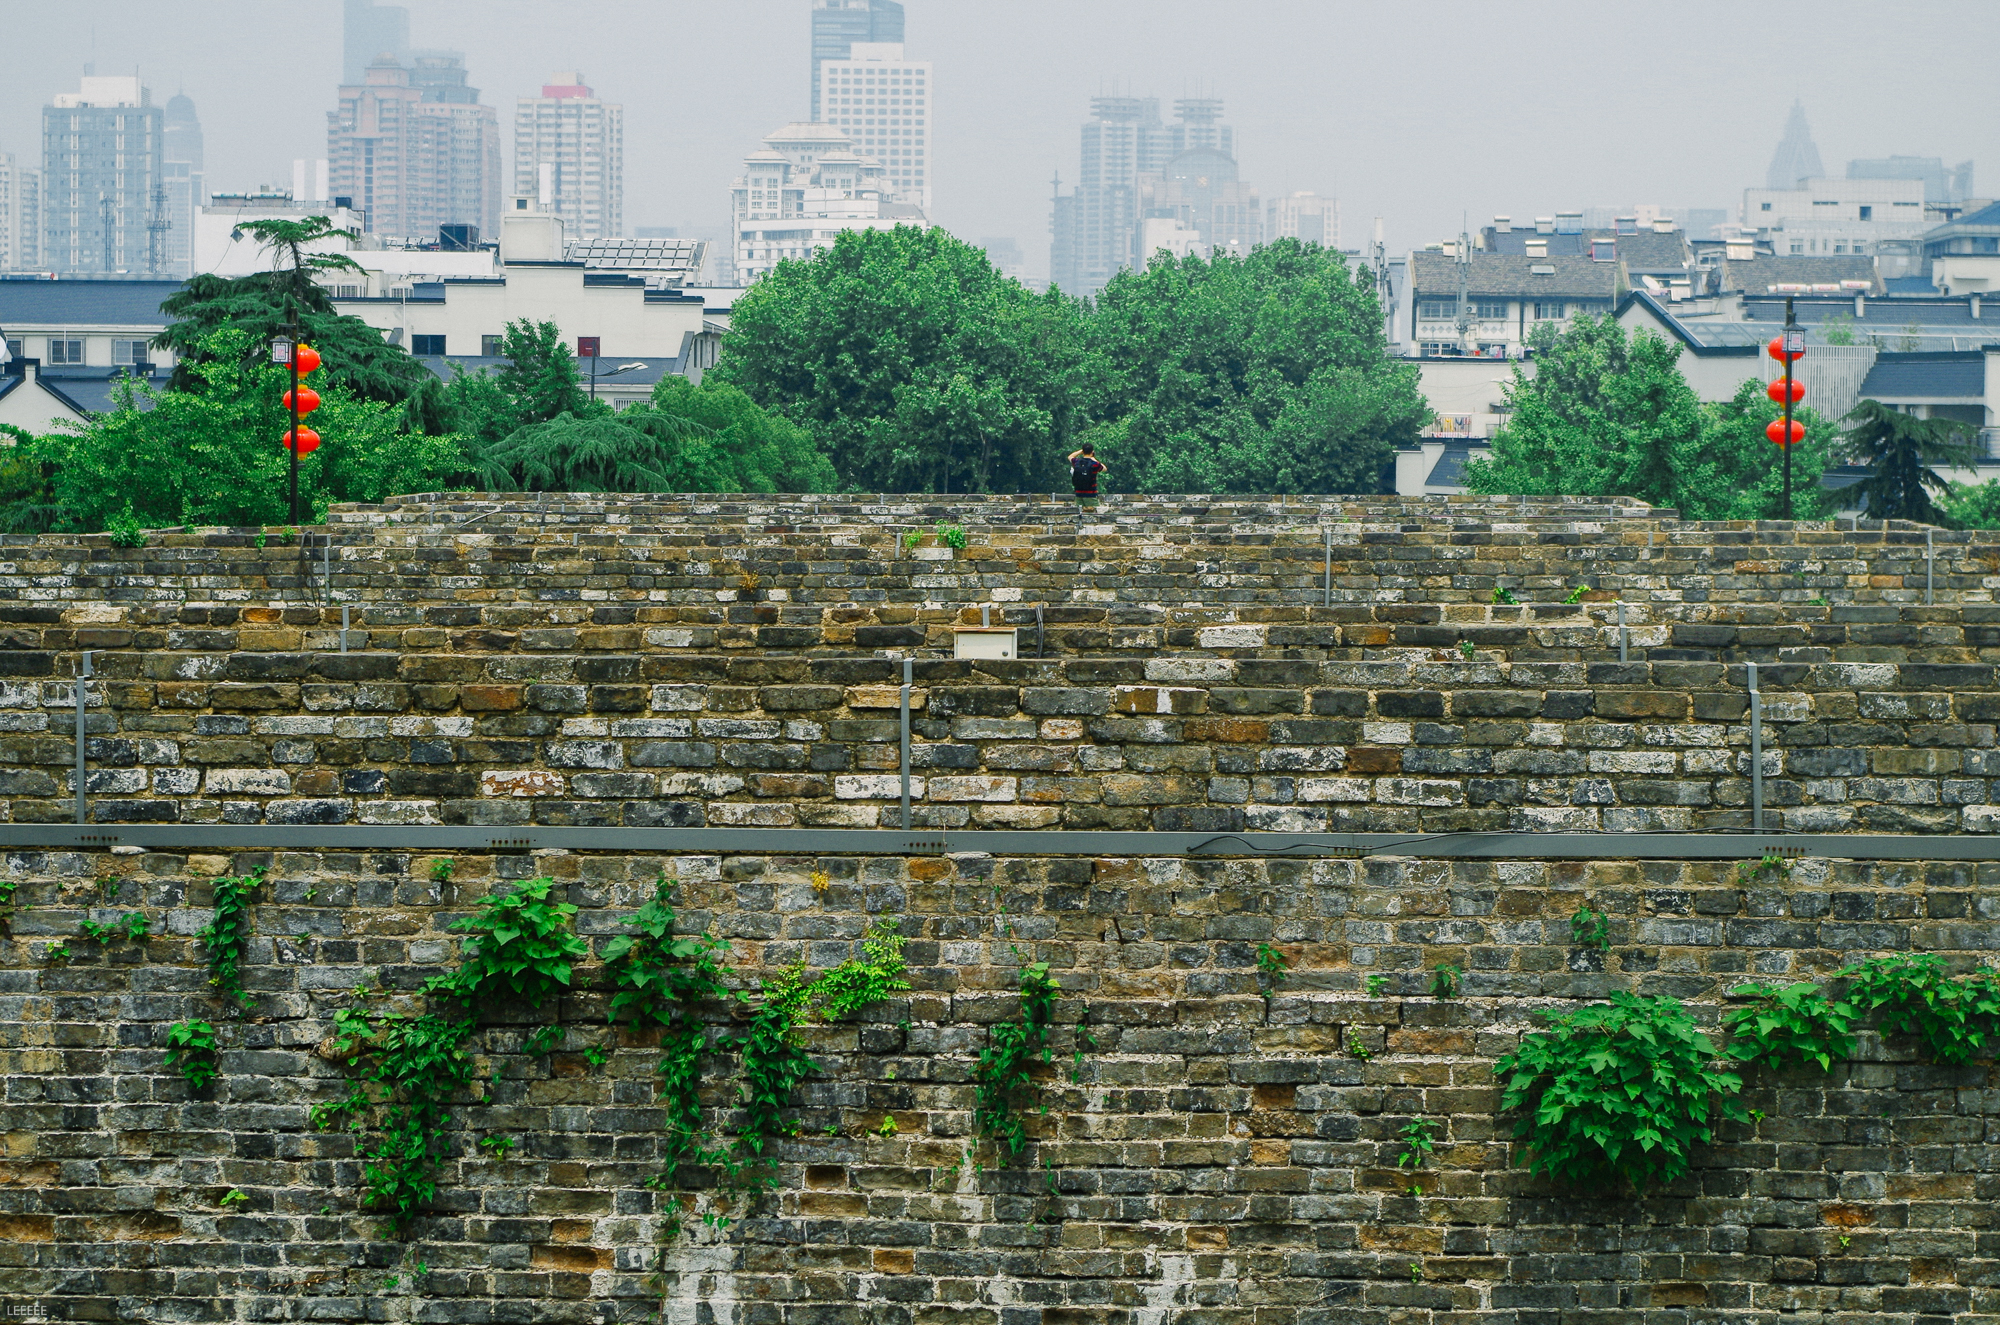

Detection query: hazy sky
(4, 0), (1997, 283)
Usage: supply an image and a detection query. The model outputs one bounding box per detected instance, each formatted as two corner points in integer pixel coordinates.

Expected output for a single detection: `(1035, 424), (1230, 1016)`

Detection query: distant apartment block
(514, 72), (623, 241)
(729, 122), (921, 284)
(816, 43), (930, 214)
(1267, 191), (1339, 248)
(40, 76), (166, 275)
(1741, 176), (1929, 256)
(810, 0), (903, 122)
(0, 153), (39, 271)
(328, 52), (500, 240)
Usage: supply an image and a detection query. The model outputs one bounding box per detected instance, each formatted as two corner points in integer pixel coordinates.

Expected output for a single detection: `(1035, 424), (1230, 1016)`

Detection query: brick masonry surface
(4, 848), (2000, 1325)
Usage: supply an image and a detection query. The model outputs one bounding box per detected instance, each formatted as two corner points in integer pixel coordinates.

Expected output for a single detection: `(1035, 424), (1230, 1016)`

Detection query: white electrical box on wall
(953, 628), (1018, 660)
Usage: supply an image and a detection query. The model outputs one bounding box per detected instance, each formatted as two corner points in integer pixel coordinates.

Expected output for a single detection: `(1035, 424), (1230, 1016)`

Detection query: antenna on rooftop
(1455, 215), (1474, 353)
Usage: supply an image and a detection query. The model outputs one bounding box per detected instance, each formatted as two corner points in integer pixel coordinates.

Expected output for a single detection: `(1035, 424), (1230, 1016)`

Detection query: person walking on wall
(1069, 444), (1106, 510)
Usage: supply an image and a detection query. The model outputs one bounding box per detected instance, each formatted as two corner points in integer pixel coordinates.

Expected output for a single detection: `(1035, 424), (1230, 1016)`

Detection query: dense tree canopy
(1083, 239), (1427, 493)
(710, 226), (1088, 493)
(26, 328), (463, 531)
(1463, 316), (1836, 519)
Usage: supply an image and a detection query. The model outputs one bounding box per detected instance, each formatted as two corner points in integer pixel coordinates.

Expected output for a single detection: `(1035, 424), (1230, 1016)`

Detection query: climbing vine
(973, 961), (1059, 1160)
(1724, 980), (1858, 1072)
(199, 866), (265, 1009)
(1841, 952), (2000, 1064)
(424, 875), (589, 1007)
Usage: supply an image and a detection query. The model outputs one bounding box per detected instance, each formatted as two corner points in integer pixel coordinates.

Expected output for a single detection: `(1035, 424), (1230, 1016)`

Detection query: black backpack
(1071, 455), (1098, 485)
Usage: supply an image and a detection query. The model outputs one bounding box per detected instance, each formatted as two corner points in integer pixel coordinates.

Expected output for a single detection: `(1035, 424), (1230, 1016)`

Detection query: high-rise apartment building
(344, 0), (411, 85)
(327, 52), (500, 240)
(1051, 96), (1249, 294)
(810, 0), (903, 122)
(514, 73), (623, 240)
(41, 75), (166, 275)
(0, 153), (40, 271)
(161, 92), (203, 278)
(816, 43), (930, 212)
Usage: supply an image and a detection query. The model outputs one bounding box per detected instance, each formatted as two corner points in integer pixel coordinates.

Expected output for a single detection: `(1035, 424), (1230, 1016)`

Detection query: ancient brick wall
(3, 845), (1998, 1325)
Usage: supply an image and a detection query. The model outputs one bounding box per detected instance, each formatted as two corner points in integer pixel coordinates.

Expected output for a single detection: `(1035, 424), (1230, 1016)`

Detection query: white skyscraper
(513, 72), (623, 240)
(815, 43), (930, 213)
(0, 153), (40, 271)
(1268, 192), (1339, 248)
(729, 122), (923, 284)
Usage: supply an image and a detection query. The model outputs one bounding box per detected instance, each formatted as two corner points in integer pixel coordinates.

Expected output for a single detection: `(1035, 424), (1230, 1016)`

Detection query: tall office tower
(816, 43), (930, 212)
(1765, 99), (1824, 190)
(41, 75), (165, 275)
(1052, 96), (1233, 295)
(161, 92), (203, 277)
(1268, 192), (1338, 247)
(810, 0), (903, 121)
(344, 0), (411, 85)
(514, 72), (624, 240)
(328, 53), (500, 239)
(0, 153), (41, 271)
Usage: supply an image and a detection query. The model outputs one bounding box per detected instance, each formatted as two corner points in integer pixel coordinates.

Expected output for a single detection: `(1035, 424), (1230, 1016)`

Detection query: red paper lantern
(281, 427), (321, 455)
(1766, 336), (1803, 363)
(1765, 419), (1806, 447)
(1766, 378), (1805, 405)
(282, 387), (321, 415)
(293, 344), (322, 375)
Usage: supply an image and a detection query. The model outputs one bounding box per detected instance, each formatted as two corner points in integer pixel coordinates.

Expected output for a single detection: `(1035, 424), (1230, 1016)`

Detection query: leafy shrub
(812, 921), (911, 1020)
(1841, 953), (2000, 1064)
(1494, 991), (1743, 1191)
(163, 1019), (219, 1088)
(425, 876), (588, 1008)
(1724, 981), (1858, 1072)
(311, 1007), (477, 1233)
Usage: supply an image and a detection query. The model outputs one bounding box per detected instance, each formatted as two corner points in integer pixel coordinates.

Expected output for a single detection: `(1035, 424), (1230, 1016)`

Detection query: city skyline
(0, 0), (1996, 285)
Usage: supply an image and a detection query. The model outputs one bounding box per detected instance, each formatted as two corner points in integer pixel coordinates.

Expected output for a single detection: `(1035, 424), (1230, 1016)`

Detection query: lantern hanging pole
(1782, 297), (1797, 521)
(288, 310), (301, 527)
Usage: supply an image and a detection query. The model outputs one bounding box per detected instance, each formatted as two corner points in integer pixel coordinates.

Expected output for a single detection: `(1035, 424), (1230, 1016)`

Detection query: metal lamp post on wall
(1765, 299), (1807, 519)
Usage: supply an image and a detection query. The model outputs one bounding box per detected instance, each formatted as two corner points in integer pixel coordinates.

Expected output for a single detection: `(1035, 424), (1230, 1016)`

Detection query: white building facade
(513, 73), (623, 242)
(1740, 176), (1929, 256)
(1267, 191), (1339, 248)
(814, 43), (929, 213)
(730, 123), (923, 284)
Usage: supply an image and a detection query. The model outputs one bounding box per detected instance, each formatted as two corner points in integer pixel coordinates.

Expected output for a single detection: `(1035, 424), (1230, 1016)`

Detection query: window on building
(481, 335), (503, 356)
(1859, 205), (1872, 221)
(1416, 300), (1454, 320)
(1761, 202), (1772, 212)
(412, 334), (446, 356)
(48, 338), (82, 364)
(1473, 299), (1508, 320)
(1789, 241), (1804, 255)
(1534, 301), (1566, 320)
(111, 339), (148, 365)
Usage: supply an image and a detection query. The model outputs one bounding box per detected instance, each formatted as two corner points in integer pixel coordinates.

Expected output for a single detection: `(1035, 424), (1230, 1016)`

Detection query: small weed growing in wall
(935, 522), (967, 550)
(1254, 942), (1290, 1006)
(1569, 900), (1611, 952)
(199, 867), (266, 1010)
(477, 1136), (517, 1160)
(973, 961), (1059, 1159)
(1457, 639), (1476, 661)
(1491, 586), (1518, 605)
(1724, 980), (1858, 1072)
(78, 911), (150, 946)
(1841, 953), (2000, 1065)
(1397, 1117), (1438, 1170)
(1431, 964), (1461, 999)
(428, 858), (453, 884)
(1734, 854), (1792, 887)
(219, 1189), (248, 1210)
(0, 877), (20, 936)
(1563, 584), (1588, 604)
(1495, 991), (1743, 1191)
(1366, 974), (1390, 997)
(163, 1019), (219, 1089)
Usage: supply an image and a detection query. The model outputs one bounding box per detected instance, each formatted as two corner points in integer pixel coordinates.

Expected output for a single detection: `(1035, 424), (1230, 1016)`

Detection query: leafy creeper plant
(1569, 900), (1611, 952)
(423, 876), (589, 1008)
(163, 1019), (219, 1089)
(1724, 980), (1858, 1072)
(199, 867), (266, 1010)
(1841, 953), (2000, 1065)
(1494, 991), (1744, 1191)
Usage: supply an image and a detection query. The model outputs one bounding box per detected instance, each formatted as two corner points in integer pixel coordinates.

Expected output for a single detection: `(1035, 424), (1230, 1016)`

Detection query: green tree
(1938, 479), (2000, 530)
(710, 226), (1089, 493)
(156, 219), (449, 433)
(1085, 239), (1426, 493)
(1842, 399), (1978, 523)
(443, 318), (596, 451)
(30, 327), (463, 531)
(473, 378), (833, 495)
(1463, 315), (1707, 509)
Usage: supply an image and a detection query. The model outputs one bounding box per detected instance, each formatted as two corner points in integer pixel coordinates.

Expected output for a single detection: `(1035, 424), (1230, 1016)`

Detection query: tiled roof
(1858, 352), (1986, 400)
(1613, 231), (1692, 272)
(0, 280), (183, 326)
(1410, 252), (1616, 299)
(1424, 444), (1491, 488)
(1718, 255), (1879, 294)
